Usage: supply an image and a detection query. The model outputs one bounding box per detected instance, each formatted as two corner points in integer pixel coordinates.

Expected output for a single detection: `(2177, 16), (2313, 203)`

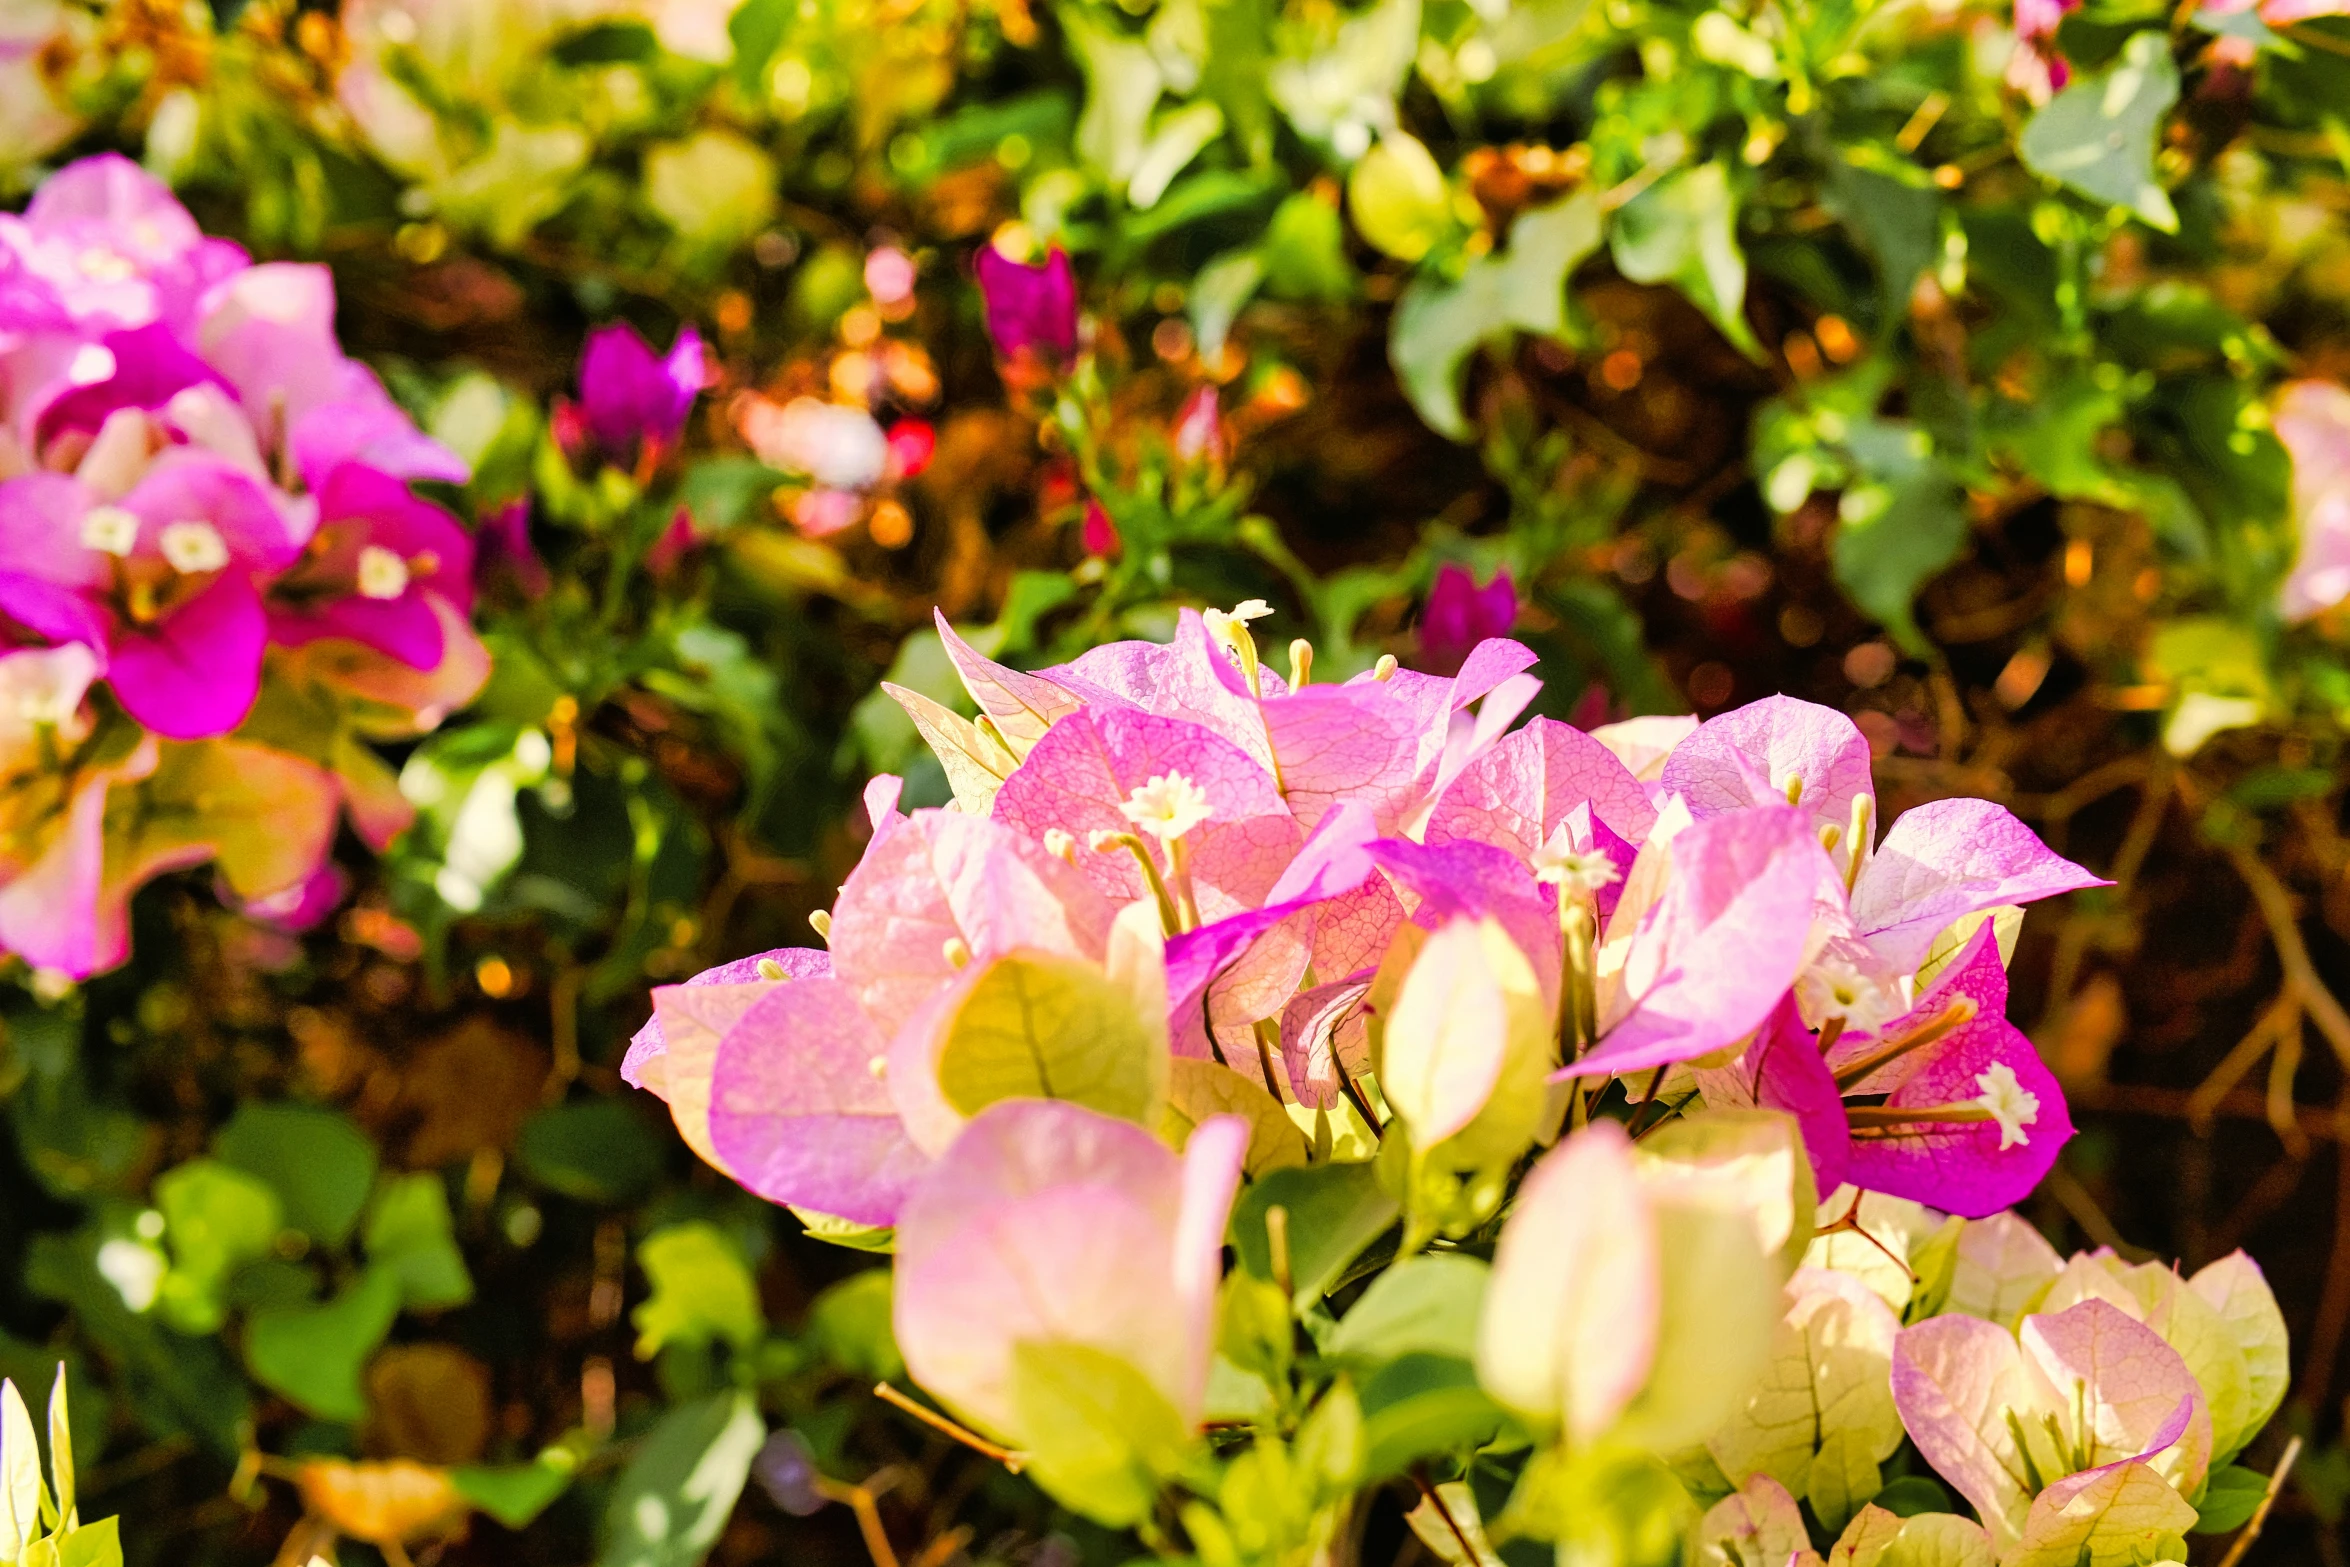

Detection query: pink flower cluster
(631, 608), (2110, 1465)
(0, 156), (488, 975)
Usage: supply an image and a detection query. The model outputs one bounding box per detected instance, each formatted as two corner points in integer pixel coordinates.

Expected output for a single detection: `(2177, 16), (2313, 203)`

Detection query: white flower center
(1795, 954), (1906, 1034)
(357, 544), (411, 600)
(1119, 771), (1213, 846)
(77, 247), (137, 283)
(79, 505), (141, 556)
(1202, 598), (1274, 647)
(1972, 1062), (2040, 1151)
(159, 520), (230, 574)
(1531, 836), (1622, 894)
(66, 343), (117, 385)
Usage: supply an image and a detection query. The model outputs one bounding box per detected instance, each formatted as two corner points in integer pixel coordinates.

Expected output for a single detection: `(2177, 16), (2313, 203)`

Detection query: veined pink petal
(1660, 694), (1876, 841)
(992, 707), (1297, 918)
(1696, 1476), (1817, 1567)
(1258, 682), (1424, 833)
(1051, 609), (1286, 769)
(1366, 837), (1561, 1013)
(1890, 1313), (2037, 1548)
(2019, 1299), (2212, 1497)
(892, 1100), (1242, 1438)
(1568, 806), (1825, 1079)
(1591, 714), (1700, 782)
(829, 808), (1115, 1040)
(1280, 975), (1373, 1111)
(934, 609), (1089, 753)
(1851, 798), (2105, 974)
(1425, 715), (1659, 861)
(622, 946), (832, 1087)
(707, 974), (928, 1227)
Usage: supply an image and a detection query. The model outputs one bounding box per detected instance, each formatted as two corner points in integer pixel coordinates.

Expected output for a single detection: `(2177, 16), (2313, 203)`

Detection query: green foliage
(632, 1224), (764, 1359)
(595, 1392), (765, 1567)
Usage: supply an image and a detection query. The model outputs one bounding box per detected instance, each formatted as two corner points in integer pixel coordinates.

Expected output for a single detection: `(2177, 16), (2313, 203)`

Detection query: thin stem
(871, 1384), (1026, 1473)
(1832, 1000), (1978, 1090)
(2226, 843), (2350, 1070)
(2215, 1436), (2302, 1567)
(1411, 1473), (1480, 1567)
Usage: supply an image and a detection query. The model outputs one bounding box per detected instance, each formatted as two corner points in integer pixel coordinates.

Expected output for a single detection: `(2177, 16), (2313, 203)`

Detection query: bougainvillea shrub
(3, 0), (2349, 1559)
(0, 153), (484, 978)
(631, 614), (2290, 1561)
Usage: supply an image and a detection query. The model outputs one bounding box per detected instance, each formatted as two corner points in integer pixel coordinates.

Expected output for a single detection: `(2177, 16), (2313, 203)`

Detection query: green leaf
(1392, 191), (1604, 439)
(1869, 1474), (1954, 1517)
(454, 1458), (576, 1530)
(154, 1159), (284, 1335)
(25, 1233), (251, 1455)
(1007, 1341), (1190, 1527)
(789, 1209), (896, 1253)
(1348, 133), (1454, 263)
(1825, 156), (1942, 321)
(1356, 1353), (1508, 1480)
(56, 1514), (122, 1567)
(808, 1271), (902, 1382)
(2017, 30), (2180, 231)
(517, 1100), (663, 1205)
(633, 1223), (764, 1360)
(1828, 421), (1969, 654)
(679, 458), (787, 535)
(933, 951), (1167, 1128)
(1191, 250), (1267, 365)
(215, 1103), (378, 1248)
(363, 1174), (474, 1311)
(1262, 192), (1355, 301)
(243, 1268), (403, 1421)
(596, 1390), (765, 1567)
(2192, 1464), (2269, 1533)
(1229, 1160), (1399, 1308)
(1328, 1254), (1489, 1364)
(1611, 163), (1762, 360)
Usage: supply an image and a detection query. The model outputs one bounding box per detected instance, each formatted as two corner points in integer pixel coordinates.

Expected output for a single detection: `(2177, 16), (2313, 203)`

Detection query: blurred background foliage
(9, 0), (2350, 1560)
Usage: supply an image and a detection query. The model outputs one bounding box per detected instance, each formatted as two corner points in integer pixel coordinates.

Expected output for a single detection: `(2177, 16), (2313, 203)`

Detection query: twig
(2187, 991), (2300, 1132)
(813, 1476), (904, 1567)
(871, 1384), (1026, 1473)
(908, 1525), (972, 1567)
(2225, 844), (2350, 1071)
(2215, 1435), (2303, 1567)
(1411, 1472), (1482, 1566)
(2042, 1166), (2152, 1261)
(2301, 1090), (2350, 1414)
(2086, 1083), (2346, 1144)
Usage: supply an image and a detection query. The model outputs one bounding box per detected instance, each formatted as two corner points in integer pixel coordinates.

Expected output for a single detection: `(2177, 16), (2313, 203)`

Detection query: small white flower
(1796, 953), (1907, 1034)
(96, 1238), (165, 1313)
(1042, 827), (1078, 862)
(158, 519), (230, 574)
(1119, 771), (1213, 846)
(1973, 1061), (2040, 1151)
(1203, 598), (1275, 645)
(1530, 828), (1622, 894)
(356, 544), (411, 600)
(79, 505), (141, 556)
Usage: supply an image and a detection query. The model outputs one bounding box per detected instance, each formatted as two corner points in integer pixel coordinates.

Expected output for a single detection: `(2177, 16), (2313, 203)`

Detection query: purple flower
(1422, 564), (1518, 673)
(973, 244), (1078, 363)
(752, 1429), (830, 1517)
(0, 454), (302, 739)
(267, 464), (476, 670)
(578, 321), (704, 455)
